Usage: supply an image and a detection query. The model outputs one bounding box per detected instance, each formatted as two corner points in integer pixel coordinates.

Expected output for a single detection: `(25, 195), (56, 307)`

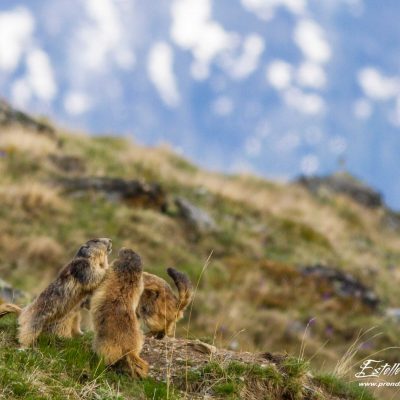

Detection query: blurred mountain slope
(0, 103), (398, 398)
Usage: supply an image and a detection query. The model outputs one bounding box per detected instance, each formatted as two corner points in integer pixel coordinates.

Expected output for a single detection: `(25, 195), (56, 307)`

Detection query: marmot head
(86, 238), (112, 254)
(75, 238), (112, 268)
(113, 247), (142, 275)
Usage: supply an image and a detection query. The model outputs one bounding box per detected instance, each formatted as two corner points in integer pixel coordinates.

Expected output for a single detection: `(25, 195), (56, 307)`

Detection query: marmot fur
(138, 268), (193, 339)
(91, 248), (148, 378)
(0, 238), (112, 347)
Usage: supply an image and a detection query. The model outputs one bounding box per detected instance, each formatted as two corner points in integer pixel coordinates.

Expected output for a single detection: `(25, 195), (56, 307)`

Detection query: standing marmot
(91, 248), (148, 378)
(43, 238), (113, 338)
(138, 268), (193, 338)
(0, 238), (112, 347)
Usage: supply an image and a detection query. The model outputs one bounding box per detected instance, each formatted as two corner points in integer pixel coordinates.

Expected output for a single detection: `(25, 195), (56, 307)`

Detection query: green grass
(166, 153), (198, 174)
(184, 359), (309, 399)
(2, 152), (41, 180)
(265, 217), (338, 265)
(282, 356), (310, 379)
(0, 317), (177, 400)
(0, 319), (320, 400)
(315, 373), (376, 400)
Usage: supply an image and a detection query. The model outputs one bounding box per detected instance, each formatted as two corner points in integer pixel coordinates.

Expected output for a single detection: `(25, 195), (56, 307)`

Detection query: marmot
(47, 238), (112, 337)
(91, 248), (148, 378)
(138, 268), (193, 339)
(0, 238), (112, 347)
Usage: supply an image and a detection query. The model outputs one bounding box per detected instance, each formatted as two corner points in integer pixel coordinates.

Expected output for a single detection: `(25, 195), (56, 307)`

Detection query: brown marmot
(91, 248), (148, 378)
(0, 238), (112, 347)
(138, 268), (193, 339)
(47, 238), (112, 337)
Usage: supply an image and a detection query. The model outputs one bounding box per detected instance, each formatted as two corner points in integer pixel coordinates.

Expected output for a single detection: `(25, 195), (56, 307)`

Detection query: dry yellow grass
(25, 236), (64, 264)
(0, 182), (69, 214)
(0, 129), (57, 157)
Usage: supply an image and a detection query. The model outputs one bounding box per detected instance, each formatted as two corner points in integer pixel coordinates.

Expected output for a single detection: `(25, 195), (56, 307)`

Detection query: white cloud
(358, 67), (399, 101)
(301, 154), (319, 175)
(0, 8), (56, 104)
(222, 34), (265, 80)
(172, 1), (268, 82)
(75, 0), (135, 72)
(388, 96), (400, 127)
(266, 60), (293, 90)
(10, 79), (31, 108)
(64, 91), (92, 116)
(283, 88), (325, 115)
(114, 48), (136, 70)
(245, 136), (262, 157)
(25, 48), (57, 101)
(240, 0), (307, 20)
(147, 42), (180, 108)
(294, 19), (331, 64)
(0, 7), (34, 72)
(190, 61), (210, 81)
(211, 96), (234, 116)
(171, 0), (238, 79)
(296, 61), (326, 89)
(353, 98), (372, 119)
(329, 136), (347, 155)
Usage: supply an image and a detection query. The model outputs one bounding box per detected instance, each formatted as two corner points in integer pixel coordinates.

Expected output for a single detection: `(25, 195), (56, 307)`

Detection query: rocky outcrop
(48, 154), (86, 174)
(175, 196), (217, 233)
(300, 264), (379, 309)
(297, 172), (383, 208)
(0, 99), (55, 137)
(0, 278), (28, 303)
(385, 308), (400, 322)
(60, 177), (168, 211)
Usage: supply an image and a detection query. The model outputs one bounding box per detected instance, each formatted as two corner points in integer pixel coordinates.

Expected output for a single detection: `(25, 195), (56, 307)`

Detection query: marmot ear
(76, 245), (90, 258)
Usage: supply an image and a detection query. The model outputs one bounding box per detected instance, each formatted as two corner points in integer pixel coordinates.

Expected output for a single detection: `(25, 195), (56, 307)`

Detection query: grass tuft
(315, 373), (376, 400)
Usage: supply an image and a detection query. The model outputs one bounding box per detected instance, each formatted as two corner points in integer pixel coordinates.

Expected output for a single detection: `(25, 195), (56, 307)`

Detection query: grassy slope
(0, 316), (374, 400)
(0, 117), (399, 398)
(0, 316), (174, 400)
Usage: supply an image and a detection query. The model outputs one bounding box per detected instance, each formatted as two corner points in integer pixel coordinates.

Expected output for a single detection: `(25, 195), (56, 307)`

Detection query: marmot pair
(90, 249), (193, 378)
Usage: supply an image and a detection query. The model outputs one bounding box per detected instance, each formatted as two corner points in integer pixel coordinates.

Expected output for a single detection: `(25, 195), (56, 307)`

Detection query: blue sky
(1, 0), (400, 209)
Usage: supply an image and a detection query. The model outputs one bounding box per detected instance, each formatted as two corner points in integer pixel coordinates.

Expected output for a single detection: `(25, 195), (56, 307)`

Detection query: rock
(261, 352), (288, 364)
(175, 197), (217, 233)
(385, 308), (400, 322)
(0, 99), (55, 137)
(297, 172), (383, 209)
(382, 210), (400, 232)
(59, 177), (168, 212)
(186, 340), (217, 355)
(300, 264), (379, 309)
(48, 154), (86, 174)
(0, 278), (28, 303)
